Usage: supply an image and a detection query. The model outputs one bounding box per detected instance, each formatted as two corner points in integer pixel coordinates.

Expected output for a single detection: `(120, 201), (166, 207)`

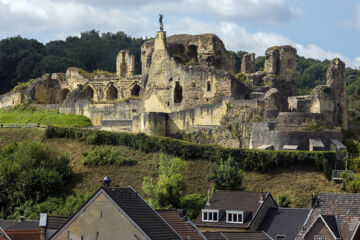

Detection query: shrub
(143, 155), (187, 209)
(82, 146), (137, 167)
(186, 58), (199, 66)
(45, 127), (338, 178)
(278, 194), (292, 207)
(11, 79), (35, 92)
(207, 156), (245, 190)
(180, 194), (207, 220)
(0, 142), (72, 218)
(235, 72), (247, 83)
(343, 138), (360, 154)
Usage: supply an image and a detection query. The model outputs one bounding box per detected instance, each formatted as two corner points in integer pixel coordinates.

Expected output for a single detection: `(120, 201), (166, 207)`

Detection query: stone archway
(106, 85), (118, 101)
(58, 88), (70, 102)
(131, 84), (141, 97)
(84, 85), (95, 99)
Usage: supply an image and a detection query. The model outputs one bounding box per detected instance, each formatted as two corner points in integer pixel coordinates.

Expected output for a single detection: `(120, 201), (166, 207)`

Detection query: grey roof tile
(259, 207), (310, 240)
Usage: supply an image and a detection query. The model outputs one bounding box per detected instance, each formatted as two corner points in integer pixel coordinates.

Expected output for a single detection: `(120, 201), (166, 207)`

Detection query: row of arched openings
(62, 84), (141, 102)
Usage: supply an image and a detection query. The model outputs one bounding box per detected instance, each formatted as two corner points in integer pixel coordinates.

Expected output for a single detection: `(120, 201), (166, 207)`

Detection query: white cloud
(165, 19), (360, 68)
(340, 4), (360, 30)
(0, 0), (358, 68)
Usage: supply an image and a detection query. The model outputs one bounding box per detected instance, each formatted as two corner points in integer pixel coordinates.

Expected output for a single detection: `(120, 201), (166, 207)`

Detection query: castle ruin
(0, 30), (348, 151)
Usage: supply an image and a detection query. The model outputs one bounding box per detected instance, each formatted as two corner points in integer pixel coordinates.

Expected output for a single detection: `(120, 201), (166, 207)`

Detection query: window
(207, 81), (211, 91)
(202, 210), (219, 222)
(314, 235), (326, 240)
(226, 211), (244, 224)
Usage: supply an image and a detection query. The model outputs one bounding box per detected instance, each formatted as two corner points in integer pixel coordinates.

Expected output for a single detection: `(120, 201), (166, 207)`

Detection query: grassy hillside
(0, 128), (343, 209)
(0, 104), (92, 128)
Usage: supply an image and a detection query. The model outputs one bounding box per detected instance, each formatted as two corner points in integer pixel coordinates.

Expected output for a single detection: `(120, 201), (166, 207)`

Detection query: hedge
(45, 126), (339, 177)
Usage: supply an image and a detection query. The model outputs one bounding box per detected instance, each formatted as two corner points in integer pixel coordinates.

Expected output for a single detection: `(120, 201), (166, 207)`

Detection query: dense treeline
(0, 30), (145, 94)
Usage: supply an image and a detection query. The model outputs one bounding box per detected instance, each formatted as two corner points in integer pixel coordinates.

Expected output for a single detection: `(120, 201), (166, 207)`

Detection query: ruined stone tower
(241, 53), (256, 73)
(116, 50), (135, 78)
(326, 58), (348, 130)
(264, 46), (296, 82)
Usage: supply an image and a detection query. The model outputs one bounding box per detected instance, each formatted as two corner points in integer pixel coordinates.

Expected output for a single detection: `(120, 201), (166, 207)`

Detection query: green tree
(207, 156), (245, 190)
(142, 155), (187, 209)
(0, 142), (72, 218)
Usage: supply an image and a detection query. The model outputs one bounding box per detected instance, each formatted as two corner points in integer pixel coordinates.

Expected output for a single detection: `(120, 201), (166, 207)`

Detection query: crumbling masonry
(0, 30), (348, 151)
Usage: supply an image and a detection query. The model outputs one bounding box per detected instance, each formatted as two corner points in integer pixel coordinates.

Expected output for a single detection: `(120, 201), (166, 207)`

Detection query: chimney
(259, 188), (265, 203)
(311, 192), (318, 208)
(103, 176), (111, 187)
(206, 188), (211, 206)
(19, 216), (25, 222)
(39, 213), (47, 240)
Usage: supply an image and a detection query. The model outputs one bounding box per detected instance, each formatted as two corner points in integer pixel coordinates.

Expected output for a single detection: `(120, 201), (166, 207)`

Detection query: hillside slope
(0, 128), (343, 208)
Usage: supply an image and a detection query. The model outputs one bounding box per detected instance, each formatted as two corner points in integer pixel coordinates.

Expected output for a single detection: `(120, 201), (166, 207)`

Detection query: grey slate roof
(195, 191), (269, 229)
(259, 207), (310, 240)
(303, 192), (360, 240)
(322, 215), (341, 239)
(204, 232), (271, 240)
(0, 220), (39, 230)
(102, 187), (181, 240)
(46, 216), (69, 229)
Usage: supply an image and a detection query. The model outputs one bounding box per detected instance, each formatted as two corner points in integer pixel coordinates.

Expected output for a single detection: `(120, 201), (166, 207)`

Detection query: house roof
(46, 216), (68, 229)
(258, 207), (310, 240)
(303, 192), (360, 240)
(4, 230), (40, 240)
(0, 220), (39, 231)
(51, 186), (181, 240)
(203, 232), (271, 240)
(322, 215), (341, 239)
(194, 191), (269, 229)
(157, 210), (205, 240)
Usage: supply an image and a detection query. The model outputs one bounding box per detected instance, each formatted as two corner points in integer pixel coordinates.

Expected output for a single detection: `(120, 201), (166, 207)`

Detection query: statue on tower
(159, 14), (164, 32)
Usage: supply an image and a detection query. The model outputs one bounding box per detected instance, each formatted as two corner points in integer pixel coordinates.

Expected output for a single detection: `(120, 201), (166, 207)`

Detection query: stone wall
(249, 122), (342, 150)
(241, 53), (256, 73)
(59, 99), (142, 126)
(141, 33), (235, 75)
(143, 31), (248, 114)
(326, 58), (348, 130)
(0, 92), (22, 108)
(116, 50), (135, 78)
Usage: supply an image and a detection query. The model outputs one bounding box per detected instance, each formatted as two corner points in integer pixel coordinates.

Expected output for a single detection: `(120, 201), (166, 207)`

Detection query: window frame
(225, 210), (244, 224)
(314, 235), (321, 240)
(202, 209), (219, 222)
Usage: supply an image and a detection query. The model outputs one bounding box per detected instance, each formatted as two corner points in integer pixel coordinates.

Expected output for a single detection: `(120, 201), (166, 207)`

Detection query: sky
(0, 0), (359, 68)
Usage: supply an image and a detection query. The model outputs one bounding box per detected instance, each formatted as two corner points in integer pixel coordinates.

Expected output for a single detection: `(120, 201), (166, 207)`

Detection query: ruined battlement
(0, 30), (348, 151)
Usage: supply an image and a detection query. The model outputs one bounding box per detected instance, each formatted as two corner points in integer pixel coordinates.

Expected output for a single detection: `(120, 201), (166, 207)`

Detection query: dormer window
(226, 210), (244, 224)
(202, 209), (219, 222)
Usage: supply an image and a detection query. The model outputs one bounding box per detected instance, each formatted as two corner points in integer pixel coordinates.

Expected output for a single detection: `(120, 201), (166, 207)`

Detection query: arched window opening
(131, 84), (141, 97)
(106, 85), (118, 101)
(174, 81), (183, 103)
(187, 44), (198, 62)
(207, 81), (211, 91)
(84, 86), (94, 99)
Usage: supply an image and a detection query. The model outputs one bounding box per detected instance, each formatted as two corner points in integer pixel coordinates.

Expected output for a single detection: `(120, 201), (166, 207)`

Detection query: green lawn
(0, 104), (92, 128)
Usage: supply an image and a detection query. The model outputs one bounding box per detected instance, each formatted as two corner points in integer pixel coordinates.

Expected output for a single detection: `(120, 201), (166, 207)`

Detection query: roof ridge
(278, 207), (310, 210)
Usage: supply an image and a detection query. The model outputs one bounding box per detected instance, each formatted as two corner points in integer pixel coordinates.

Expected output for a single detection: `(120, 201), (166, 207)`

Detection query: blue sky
(0, 0), (359, 67)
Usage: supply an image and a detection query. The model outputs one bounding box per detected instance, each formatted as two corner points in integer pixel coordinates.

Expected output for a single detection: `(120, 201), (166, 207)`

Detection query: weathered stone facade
(241, 53), (256, 74)
(0, 30), (348, 151)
